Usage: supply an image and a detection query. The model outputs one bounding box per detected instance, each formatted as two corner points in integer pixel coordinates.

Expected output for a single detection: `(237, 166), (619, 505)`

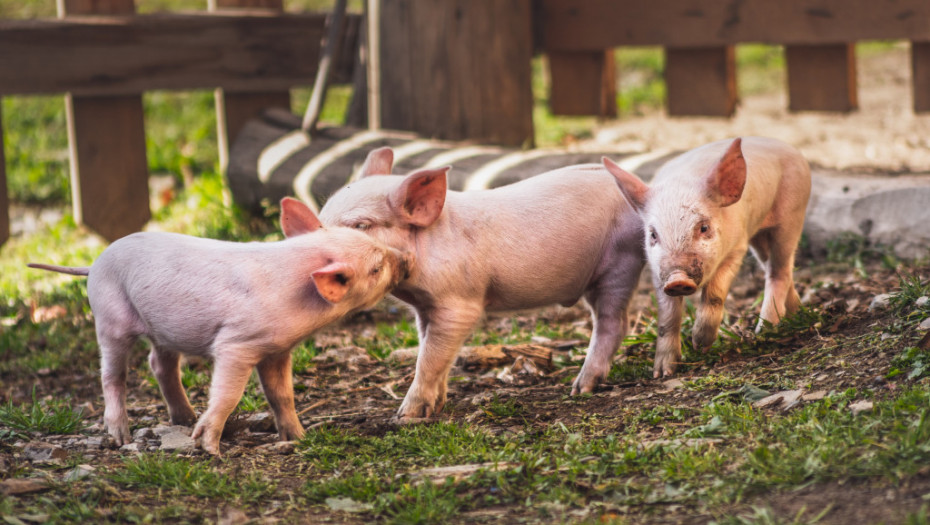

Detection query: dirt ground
(3, 46), (930, 523)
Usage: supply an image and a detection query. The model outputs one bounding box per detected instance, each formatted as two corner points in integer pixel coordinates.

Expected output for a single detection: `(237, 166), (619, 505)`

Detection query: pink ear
(280, 197), (322, 237)
(602, 157), (650, 211)
(390, 166), (449, 227)
(358, 147), (394, 178)
(311, 263), (355, 304)
(705, 138), (746, 207)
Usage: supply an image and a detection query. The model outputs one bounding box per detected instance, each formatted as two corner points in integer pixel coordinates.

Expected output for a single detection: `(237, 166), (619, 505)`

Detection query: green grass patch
(110, 453), (275, 502)
(0, 389), (85, 439)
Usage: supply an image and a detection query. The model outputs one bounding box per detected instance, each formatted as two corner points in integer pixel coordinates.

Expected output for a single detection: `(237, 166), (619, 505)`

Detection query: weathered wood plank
(665, 46), (736, 117)
(0, 12), (335, 96)
(913, 42), (930, 113)
(0, 102), (8, 246)
(537, 0), (930, 51)
(61, 0), (150, 242)
(378, 0), (534, 147)
(548, 50), (617, 117)
(211, 0), (290, 172)
(786, 44), (857, 112)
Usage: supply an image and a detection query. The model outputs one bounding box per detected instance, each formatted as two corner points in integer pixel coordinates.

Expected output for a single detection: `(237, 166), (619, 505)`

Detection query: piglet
(28, 197), (407, 454)
(603, 137), (811, 377)
(318, 147), (646, 421)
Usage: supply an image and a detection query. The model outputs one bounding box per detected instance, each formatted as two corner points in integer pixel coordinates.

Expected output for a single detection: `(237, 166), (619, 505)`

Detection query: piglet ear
(602, 157), (649, 212)
(358, 147), (394, 178)
(311, 263), (355, 304)
(280, 197), (322, 237)
(705, 138), (746, 207)
(390, 166), (449, 227)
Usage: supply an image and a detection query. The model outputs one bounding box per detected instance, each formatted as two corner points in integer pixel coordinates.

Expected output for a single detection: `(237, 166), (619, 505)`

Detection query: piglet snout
(663, 271), (697, 296)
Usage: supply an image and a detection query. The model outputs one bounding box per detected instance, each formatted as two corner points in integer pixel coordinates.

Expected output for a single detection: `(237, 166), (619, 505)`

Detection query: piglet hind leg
(256, 352), (304, 441)
(750, 227), (803, 330)
(98, 334), (134, 446)
(191, 353), (258, 455)
(692, 253), (744, 351)
(572, 263), (642, 394)
(395, 302), (483, 422)
(148, 347), (197, 426)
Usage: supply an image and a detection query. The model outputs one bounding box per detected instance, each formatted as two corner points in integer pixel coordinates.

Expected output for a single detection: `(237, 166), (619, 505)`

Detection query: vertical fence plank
(548, 50), (617, 118)
(378, 0), (534, 147)
(912, 42), (930, 113)
(0, 102), (8, 246)
(210, 0), (291, 172)
(664, 46), (736, 117)
(60, 0), (150, 241)
(786, 44), (858, 112)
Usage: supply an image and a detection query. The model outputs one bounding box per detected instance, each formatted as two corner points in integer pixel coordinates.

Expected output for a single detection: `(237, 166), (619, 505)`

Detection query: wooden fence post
(377, 0), (534, 147)
(59, 0), (150, 242)
(209, 0), (292, 173)
(548, 50), (617, 118)
(0, 102), (8, 246)
(786, 44), (858, 112)
(912, 42), (930, 113)
(664, 46), (737, 117)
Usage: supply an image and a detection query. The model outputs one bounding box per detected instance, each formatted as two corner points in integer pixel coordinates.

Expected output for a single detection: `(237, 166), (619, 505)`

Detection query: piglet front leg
(654, 285), (685, 378)
(191, 353), (257, 455)
(395, 302), (482, 421)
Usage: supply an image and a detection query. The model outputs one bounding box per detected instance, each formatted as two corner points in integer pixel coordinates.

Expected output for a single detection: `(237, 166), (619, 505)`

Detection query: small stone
(159, 431), (196, 453)
(849, 400), (874, 415)
(218, 506), (251, 525)
(386, 347), (418, 365)
(24, 442), (68, 464)
(133, 427), (155, 441)
(920, 317), (930, 330)
(63, 464), (95, 482)
(916, 296), (929, 308)
(870, 294), (892, 311)
(313, 346), (372, 371)
(82, 435), (107, 449)
(753, 390), (803, 411)
(153, 425), (191, 437)
(325, 496), (374, 514)
(120, 443), (141, 453)
(530, 335), (553, 344)
(801, 390), (827, 401)
(245, 412), (276, 433)
(0, 478), (49, 495)
(256, 441), (296, 455)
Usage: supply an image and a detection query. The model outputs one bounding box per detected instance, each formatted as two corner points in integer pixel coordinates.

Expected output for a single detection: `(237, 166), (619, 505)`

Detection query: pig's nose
(663, 271), (697, 296)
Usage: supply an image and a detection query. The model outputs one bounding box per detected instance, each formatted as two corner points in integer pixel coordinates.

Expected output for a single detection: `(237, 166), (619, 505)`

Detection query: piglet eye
(372, 265), (381, 275)
(700, 224), (709, 234)
(649, 229), (658, 242)
(354, 222), (370, 231)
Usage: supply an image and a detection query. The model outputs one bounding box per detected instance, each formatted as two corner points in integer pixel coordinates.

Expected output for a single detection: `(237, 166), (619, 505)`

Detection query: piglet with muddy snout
(29, 198), (408, 454)
(604, 137), (811, 378)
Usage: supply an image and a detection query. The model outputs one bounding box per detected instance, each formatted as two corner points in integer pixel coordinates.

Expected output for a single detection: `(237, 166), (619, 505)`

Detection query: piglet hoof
(570, 371), (603, 396)
(278, 425), (305, 442)
(169, 409), (197, 428)
(652, 356), (678, 379)
(192, 423), (222, 456)
(104, 415), (131, 447)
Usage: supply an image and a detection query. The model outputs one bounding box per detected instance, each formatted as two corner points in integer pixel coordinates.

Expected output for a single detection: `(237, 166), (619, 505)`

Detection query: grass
(288, 385), (930, 522)
(0, 389), (85, 439)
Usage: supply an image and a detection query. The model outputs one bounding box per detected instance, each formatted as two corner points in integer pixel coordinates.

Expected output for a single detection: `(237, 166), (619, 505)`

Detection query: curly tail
(27, 263), (90, 276)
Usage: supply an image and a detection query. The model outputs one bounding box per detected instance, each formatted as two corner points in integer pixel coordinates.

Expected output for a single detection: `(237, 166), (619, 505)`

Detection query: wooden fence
(0, 0), (358, 245)
(2, 1), (930, 245)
